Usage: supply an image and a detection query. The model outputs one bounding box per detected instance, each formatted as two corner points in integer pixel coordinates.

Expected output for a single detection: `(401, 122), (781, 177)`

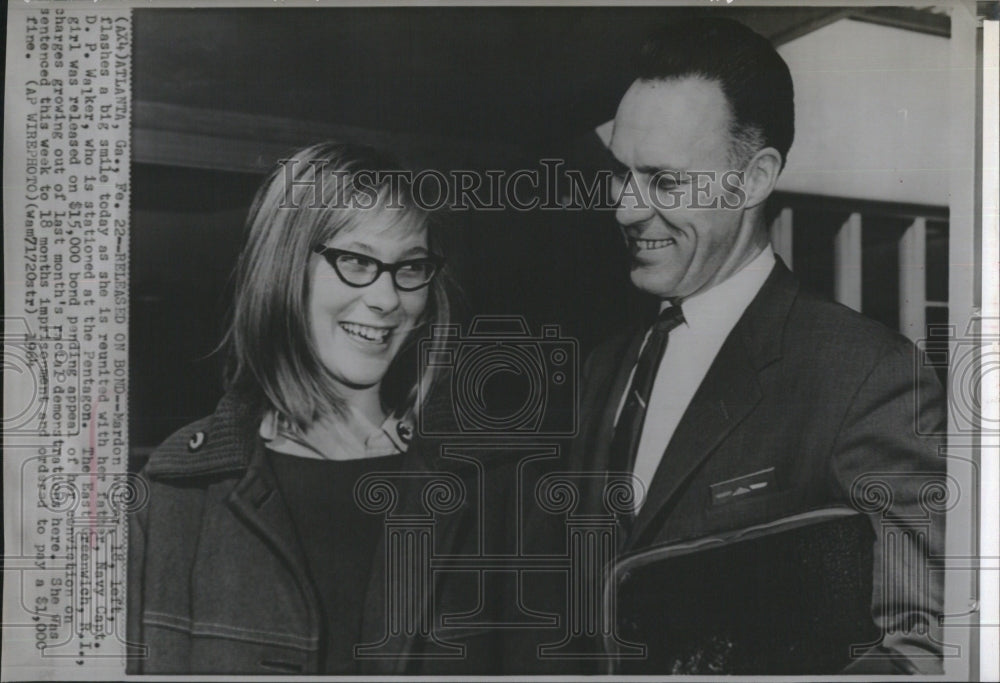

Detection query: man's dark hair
(635, 17), (794, 168)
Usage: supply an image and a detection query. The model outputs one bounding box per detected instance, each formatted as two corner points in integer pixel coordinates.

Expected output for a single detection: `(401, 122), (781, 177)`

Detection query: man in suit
(572, 17), (947, 674)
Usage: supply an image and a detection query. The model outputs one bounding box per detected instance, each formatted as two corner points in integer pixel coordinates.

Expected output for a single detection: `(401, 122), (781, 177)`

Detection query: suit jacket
(571, 260), (947, 674)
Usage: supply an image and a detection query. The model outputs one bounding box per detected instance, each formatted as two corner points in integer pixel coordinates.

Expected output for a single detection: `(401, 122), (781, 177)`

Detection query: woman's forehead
(329, 207), (428, 248)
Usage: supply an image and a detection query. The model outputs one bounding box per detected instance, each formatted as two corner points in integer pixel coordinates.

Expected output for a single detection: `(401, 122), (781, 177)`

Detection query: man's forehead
(610, 77), (731, 167)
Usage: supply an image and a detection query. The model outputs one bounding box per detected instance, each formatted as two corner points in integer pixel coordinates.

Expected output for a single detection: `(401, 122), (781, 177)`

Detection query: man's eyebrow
(607, 156), (688, 179)
(635, 164), (689, 178)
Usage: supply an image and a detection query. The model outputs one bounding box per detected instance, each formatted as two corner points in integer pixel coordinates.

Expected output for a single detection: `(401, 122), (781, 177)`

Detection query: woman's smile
(338, 321), (395, 346)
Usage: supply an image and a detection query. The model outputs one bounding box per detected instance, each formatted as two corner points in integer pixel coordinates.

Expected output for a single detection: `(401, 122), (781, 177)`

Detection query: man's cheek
(720, 170), (748, 210)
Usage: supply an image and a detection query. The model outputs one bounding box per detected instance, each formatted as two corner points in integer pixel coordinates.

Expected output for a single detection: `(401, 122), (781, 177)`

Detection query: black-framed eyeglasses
(313, 245), (444, 291)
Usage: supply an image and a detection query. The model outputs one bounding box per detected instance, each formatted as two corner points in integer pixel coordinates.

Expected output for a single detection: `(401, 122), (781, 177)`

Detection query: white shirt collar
(661, 245), (776, 337)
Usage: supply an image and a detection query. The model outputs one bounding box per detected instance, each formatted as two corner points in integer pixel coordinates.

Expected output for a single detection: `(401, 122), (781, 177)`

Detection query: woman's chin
(325, 356), (392, 392)
(333, 370), (387, 392)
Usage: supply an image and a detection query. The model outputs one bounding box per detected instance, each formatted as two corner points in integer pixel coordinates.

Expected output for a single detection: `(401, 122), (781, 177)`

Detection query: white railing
(767, 192), (949, 344)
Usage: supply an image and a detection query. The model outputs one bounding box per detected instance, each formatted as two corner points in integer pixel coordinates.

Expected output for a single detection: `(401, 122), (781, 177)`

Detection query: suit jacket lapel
(626, 336), (762, 550)
(625, 260), (797, 551)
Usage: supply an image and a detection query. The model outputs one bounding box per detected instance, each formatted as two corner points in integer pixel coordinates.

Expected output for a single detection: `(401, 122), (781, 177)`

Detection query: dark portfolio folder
(605, 507), (881, 675)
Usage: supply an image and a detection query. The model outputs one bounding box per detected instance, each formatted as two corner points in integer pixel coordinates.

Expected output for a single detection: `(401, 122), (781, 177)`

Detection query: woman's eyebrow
(400, 245), (430, 258)
(338, 241), (429, 258)
(338, 241), (376, 254)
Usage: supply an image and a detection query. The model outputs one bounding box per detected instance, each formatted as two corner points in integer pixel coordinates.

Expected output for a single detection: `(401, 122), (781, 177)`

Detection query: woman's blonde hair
(224, 141), (450, 429)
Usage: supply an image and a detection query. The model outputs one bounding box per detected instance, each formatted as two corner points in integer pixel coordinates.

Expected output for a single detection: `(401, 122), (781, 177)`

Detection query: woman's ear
(741, 146), (783, 210)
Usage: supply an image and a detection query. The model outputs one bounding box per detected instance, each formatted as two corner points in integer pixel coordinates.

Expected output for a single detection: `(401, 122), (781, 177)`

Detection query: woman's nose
(362, 270), (401, 312)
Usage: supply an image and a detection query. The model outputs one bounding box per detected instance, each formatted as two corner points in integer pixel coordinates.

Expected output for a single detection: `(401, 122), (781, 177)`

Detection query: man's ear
(741, 146), (783, 210)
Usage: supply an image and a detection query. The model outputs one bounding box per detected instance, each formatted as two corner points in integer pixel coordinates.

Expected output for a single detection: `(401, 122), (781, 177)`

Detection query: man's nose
(363, 271), (401, 312)
(614, 173), (655, 226)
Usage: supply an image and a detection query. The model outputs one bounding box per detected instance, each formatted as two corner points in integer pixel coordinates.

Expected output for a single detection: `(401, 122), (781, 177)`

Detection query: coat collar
(142, 390), (265, 479)
(144, 389), (452, 480)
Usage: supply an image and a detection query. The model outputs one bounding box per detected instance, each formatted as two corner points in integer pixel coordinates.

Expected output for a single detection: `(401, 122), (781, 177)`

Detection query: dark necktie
(608, 305), (685, 531)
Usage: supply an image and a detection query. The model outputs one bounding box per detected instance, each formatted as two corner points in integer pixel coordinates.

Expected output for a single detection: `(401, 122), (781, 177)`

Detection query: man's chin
(630, 269), (680, 300)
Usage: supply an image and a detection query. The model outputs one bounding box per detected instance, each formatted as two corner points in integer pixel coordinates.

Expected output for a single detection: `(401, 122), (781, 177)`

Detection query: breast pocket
(703, 467), (801, 530)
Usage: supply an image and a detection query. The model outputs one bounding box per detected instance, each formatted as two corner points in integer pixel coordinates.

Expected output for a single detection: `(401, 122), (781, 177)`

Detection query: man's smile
(630, 237), (677, 251)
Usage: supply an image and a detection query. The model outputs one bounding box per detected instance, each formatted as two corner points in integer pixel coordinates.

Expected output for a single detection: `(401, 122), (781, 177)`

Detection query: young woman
(127, 142), (455, 674)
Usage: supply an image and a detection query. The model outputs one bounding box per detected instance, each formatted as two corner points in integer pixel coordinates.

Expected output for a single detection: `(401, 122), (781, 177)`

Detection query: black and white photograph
(2, 1), (997, 679)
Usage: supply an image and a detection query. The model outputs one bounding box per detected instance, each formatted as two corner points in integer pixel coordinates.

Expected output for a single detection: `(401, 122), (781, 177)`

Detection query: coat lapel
(625, 260), (797, 551)
(226, 449), (323, 669)
(626, 336), (762, 550)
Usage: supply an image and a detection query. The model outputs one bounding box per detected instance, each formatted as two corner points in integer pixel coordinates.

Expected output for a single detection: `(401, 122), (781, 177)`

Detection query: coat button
(188, 431), (206, 452)
(396, 420), (414, 444)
